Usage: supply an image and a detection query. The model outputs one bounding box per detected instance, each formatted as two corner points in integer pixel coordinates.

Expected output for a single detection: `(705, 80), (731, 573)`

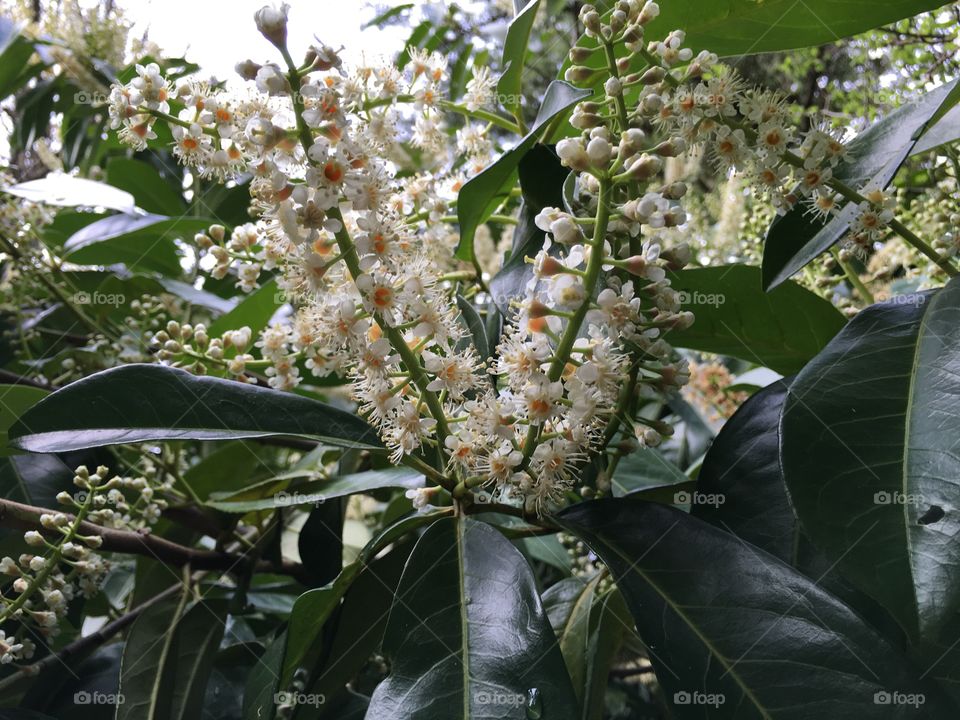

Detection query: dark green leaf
(116, 593), (184, 720)
(456, 294), (491, 361)
(9, 363), (382, 453)
(0, 384), (47, 455)
(781, 279), (960, 640)
(168, 600), (229, 720)
(206, 467), (421, 512)
(489, 143), (570, 314)
(242, 630), (286, 720)
(666, 265), (846, 374)
(558, 498), (950, 719)
(365, 516), (578, 719)
(611, 447), (689, 497)
(497, 0), (542, 121)
(691, 378), (795, 561)
(455, 81), (589, 262)
(544, 575), (632, 719)
(106, 157), (185, 216)
(207, 278), (280, 337)
(645, 0), (948, 57)
(63, 213), (210, 275)
(762, 79), (959, 289)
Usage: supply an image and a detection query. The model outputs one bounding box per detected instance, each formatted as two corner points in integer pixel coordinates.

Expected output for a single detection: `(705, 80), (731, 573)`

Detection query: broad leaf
(489, 143), (569, 315)
(282, 510), (445, 686)
(544, 575), (632, 720)
(762, 79), (959, 290)
(497, 0), (541, 122)
(206, 467), (422, 512)
(665, 265), (846, 374)
(4, 174), (136, 213)
(62, 213), (214, 276)
(116, 593), (184, 720)
(455, 81), (589, 262)
(365, 516), (578, 719)
(208, 278), (280, 336)
(692, 378), (795, 561)
(645, 0), (948, 57)
(781, 279), (960, 640)
(0, 384), (47, 455)
(9, 364), (381, 452)
(612, 447), (689, 497)
(167, 600), (229, 720)
(558, 498), (950, 719)
(106, 157), (185, 216)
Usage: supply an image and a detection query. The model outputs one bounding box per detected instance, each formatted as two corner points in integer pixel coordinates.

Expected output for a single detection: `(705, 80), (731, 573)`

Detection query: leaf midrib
(594, 528), (774, 720)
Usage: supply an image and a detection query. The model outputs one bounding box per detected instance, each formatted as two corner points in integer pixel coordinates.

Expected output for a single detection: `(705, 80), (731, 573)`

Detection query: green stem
(830, 247), (874, 304)
(278, 48), (452, 475)
(439, 100), (522, 134)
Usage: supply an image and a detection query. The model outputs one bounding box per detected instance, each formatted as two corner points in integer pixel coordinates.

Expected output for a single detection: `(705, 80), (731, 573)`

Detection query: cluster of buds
(58, 464), (172, 529)
(195, 223), (269, 293)
(0, 466), (113, 661)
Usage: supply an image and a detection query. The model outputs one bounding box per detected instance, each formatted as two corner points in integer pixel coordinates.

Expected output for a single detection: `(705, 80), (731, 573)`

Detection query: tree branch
(0, 497), (304, 578)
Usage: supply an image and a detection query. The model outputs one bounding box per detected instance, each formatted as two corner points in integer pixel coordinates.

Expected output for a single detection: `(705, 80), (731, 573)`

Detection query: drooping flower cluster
(104, 3), (698, 513)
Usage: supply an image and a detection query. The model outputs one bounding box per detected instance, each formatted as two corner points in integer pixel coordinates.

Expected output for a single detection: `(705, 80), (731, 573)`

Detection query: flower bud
(568, 46), (595, 63)
(235, 60), (262, 81)
(626, 153), (662, 181)
(254, 4), (290, 49)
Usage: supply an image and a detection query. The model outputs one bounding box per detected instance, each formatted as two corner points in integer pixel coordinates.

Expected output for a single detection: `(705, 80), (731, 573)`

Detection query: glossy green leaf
(558, 498), (950, 719)
(544, 575), (632, 719)
(282, 510), (444, 686)
(106, 158), (185, 216)
(762, 79), (959, 290)
(666, 265), (846, 373)
(781, 279), (960, 640)
(0, 17), (37, 99)
(208, 278), (280, 337)
(8, 364), (382, 453)
(167, 600), (229, 720)
(455, 80), (589, 262)
(206, 467), (421, 512)
(497, 0), (541, 121)
(456, 294), (492, 362)
(611, 447), (689, 497)
(691, 378), (795, 561)
(489, 143), (570, 314)
(242, 630), (286, 720)
(62, 213), (210, 275)
(0, 384), (48, 455)
(645, 0), (947, 57)
(116, 592), (184, 720)
(4, 174), (136, 213)
(366, 516), (578, 719)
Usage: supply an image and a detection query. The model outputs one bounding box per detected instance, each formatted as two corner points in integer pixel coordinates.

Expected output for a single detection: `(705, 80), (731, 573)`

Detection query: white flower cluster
(105, 4), (695, 512)
(0, 466), (115, 663)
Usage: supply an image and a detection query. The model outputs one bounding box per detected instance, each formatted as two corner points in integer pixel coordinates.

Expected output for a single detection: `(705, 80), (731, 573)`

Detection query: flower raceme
(103, 2), (713, 513)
